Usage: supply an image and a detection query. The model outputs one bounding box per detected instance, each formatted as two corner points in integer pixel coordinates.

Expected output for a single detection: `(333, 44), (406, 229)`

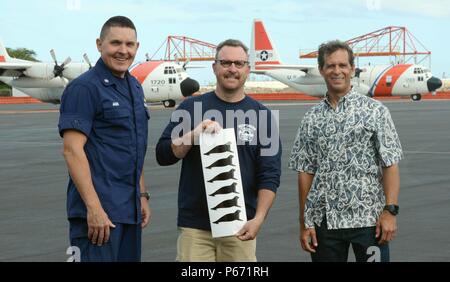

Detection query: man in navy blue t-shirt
(58, 16), (150, 262)
(156, 39), (281, 261)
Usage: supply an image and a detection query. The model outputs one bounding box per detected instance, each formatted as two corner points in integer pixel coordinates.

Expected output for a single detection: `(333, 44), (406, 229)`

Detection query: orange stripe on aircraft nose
(374, 64), (412, 96)
(254, 21), (273, 51)
(0, 56), (5, 62)
(130, 61), (163, 84)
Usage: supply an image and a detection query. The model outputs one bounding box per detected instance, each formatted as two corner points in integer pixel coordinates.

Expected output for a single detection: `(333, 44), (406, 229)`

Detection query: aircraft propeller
(83, 53), (92, 69)
(352, 67), (371, 96)
(182, 58), (191, 71)
(355, 67), (363, 78)
(50, 49), (71, 80)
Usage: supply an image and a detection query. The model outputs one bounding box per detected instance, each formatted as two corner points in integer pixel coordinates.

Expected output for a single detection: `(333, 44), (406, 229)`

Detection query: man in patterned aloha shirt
(289, 40), (403, 262)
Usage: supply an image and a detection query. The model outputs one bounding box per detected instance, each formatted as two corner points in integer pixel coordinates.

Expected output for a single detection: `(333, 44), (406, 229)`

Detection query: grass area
(0, 83), (12, 97)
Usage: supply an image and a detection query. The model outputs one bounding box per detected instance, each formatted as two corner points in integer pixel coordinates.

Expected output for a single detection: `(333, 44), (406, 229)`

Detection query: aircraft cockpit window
(164, 66), (176, 74)
(414, 68), (424, 74)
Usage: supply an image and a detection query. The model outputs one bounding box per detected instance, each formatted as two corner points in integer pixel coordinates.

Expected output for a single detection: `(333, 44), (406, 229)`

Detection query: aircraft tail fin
(249, 19), (282, 71)
(0, 40), (11, 62)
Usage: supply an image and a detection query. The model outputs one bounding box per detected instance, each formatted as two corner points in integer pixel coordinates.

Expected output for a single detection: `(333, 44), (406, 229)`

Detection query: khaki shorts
(176, 227), (257, 262)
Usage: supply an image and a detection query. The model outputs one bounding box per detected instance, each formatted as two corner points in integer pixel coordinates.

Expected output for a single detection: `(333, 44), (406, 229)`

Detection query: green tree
(6, 47), (39, 62)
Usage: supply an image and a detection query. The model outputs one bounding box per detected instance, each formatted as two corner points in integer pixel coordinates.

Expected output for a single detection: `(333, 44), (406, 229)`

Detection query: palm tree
(1, 47), (39, 96)
(6, 47), (39, 62)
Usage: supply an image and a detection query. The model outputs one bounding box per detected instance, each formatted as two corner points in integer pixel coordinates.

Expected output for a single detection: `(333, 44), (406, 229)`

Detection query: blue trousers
(311, 218), (390, 262)
(69, 218), (142, 262)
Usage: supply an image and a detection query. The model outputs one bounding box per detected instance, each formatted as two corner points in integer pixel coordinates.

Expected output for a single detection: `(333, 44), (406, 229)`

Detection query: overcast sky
(1, 0), (449, 84)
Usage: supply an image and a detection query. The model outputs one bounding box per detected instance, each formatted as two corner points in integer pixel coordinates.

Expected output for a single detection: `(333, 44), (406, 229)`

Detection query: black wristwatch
(140, 191), (150, 200)
(384, 204), (399, 216)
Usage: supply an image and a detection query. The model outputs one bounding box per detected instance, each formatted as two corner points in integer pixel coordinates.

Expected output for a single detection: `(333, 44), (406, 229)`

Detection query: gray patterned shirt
(288, 89), (403, 230)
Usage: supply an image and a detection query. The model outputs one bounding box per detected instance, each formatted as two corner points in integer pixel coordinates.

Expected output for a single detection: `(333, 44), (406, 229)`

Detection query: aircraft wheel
(411, 94), (422, 101)
(163, 100), (176, 108)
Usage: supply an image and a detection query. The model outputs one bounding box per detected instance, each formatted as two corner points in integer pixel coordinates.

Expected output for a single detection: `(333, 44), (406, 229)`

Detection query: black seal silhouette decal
(207, 169), (237, 183)
(204, 142), (232, 156)
(209, 183), (238, 196)
(213, 210), (242, 224)
(206, 155), (234, 169)
(211, 196), (240, 210)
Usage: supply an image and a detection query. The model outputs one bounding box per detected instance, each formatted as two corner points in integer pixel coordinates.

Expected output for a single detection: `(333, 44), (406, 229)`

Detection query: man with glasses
(156, 39), (281, 261)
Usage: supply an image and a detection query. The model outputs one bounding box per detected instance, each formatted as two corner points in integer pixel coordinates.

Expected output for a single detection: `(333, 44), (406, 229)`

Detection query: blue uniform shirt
(58, 58), (149, 224)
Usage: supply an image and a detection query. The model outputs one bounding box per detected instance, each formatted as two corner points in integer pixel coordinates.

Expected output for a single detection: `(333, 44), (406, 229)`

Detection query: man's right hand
(191, 119), (222, 144)
(63, 130), (115, 246)
(172, 119), (222, 159)
(300, 226), (318, 253)
(87, 207), (116, 246)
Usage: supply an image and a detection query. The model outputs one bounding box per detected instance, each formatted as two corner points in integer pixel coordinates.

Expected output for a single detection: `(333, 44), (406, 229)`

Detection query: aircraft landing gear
(411, 94), (422, 101)
(163, 99), (176, 108)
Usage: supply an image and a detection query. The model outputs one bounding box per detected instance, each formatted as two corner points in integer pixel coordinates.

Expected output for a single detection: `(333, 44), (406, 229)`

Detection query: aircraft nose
(427, 76), (442, 92)
(180, 77), (200, 97)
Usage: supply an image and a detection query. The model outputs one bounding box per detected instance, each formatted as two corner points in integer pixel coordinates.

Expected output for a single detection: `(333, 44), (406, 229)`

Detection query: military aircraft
(0, 41), (200, 107)
(249, 19), (442, 101)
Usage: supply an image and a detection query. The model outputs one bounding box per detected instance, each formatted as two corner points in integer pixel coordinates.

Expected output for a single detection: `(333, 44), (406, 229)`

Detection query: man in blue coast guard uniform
(58, 16), (150, 262)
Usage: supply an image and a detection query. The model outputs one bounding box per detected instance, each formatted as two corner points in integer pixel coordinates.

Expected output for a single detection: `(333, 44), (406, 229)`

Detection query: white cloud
(78, 0), (310, 23)
(304, 0), (450, 19)
(383, 0), (450, 18)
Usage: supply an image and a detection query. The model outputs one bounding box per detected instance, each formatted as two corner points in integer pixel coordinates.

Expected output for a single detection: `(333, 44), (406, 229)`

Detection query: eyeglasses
(215, 60), (249, 69)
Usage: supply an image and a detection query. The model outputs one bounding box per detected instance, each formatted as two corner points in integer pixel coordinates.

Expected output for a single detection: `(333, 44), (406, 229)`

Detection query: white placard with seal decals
(200, 128), (246, 238)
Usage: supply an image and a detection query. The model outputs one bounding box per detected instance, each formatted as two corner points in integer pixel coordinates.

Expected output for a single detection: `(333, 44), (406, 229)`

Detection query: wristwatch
(140, 191), (150, 200)
(384, 204), (399, 216)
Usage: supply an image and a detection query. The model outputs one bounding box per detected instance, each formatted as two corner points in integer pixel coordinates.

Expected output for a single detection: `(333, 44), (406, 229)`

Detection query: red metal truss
(149, 35), (217, 61)
(300, 26), (431, 64)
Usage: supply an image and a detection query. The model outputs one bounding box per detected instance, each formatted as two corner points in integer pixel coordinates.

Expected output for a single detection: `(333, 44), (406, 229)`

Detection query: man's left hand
(376, 211), (397, 245)
(236, 217), (263, 241)
(141, 198), (151, 228)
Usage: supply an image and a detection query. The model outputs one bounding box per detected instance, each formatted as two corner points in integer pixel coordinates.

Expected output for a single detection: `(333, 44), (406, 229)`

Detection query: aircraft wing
(184, 65), (205, 69)
(252, 64), (319, 78)
(255, 64), (317, 72)
(0, 62), (33, 77)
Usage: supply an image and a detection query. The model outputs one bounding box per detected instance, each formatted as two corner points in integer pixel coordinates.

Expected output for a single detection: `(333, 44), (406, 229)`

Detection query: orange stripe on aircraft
(255, 61), (281, 70)
(0, 56), (5, 62)
(130, 61), (164, 84)
(373, 64), (412, 96)
(254, 21), (273, 51)
(256, 61), (281, 65)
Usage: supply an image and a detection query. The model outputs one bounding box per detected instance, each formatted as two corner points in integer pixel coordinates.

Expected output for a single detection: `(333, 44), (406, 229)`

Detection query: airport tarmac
(0, 99), (449, 262)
